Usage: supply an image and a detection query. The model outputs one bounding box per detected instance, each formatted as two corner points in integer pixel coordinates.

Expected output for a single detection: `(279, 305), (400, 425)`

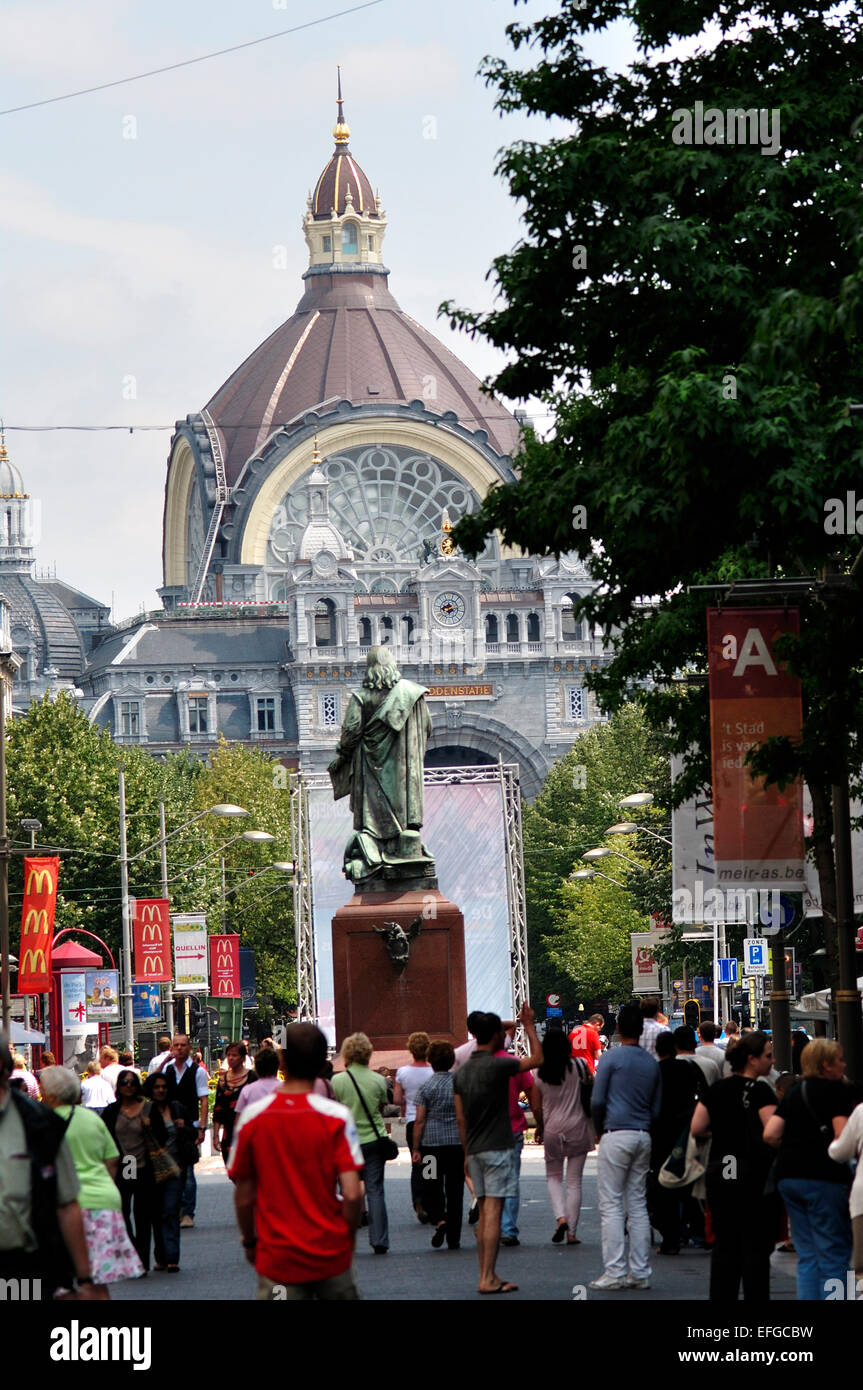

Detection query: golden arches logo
(143, 955), (165, 976)
(21, 948), (47, 975)
(140, 904), (164, 923)
(216, 945), (234, 969)
(141, 923), (163, 943)
(22, 908), (48, 936)
(25, 867), (55, 895)
(217, 979), (233, 994)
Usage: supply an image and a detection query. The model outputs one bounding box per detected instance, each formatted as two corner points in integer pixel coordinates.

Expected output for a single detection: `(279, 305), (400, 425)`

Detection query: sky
(0, 0), (637, 620)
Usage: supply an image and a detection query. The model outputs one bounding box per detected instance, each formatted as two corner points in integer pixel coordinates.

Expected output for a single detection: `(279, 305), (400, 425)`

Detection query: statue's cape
(369, 680), (429, 733)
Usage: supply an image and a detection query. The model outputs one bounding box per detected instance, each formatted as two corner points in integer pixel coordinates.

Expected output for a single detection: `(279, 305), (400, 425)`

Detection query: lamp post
(569, 867), (628, 890)
(606, 820), (673, 847)
(582, 846), (646, 872)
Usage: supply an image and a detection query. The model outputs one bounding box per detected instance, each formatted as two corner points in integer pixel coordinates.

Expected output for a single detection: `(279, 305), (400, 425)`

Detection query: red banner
(17, 857), (60, 993)
(133, 898), (172, 982)
(708, 608), (805, 886)
(209, 934), (241, 998)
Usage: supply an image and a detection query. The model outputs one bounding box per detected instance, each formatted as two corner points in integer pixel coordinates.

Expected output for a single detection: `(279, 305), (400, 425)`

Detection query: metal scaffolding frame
(289, 762), (529, 1026)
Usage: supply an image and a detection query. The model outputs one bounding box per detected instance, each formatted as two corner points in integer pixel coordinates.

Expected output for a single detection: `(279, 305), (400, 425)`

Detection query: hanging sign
(209, 934), (241, 998)
(172, 914), (209, 993)
(133, 898), (172, 982)
(17, 856), (60, 993)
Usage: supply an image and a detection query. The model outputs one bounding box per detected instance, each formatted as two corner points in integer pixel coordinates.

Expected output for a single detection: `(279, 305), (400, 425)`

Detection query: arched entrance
(424, 745), (496, 770)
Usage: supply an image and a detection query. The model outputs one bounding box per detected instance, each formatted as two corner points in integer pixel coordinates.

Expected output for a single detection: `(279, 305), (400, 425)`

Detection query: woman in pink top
(395, 1031), (432, 1221)
(532, 1028), (593, 1244)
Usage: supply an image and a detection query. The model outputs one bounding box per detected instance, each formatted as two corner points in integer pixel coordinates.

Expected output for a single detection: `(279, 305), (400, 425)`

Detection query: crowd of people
(3, 1001), (863, 1303)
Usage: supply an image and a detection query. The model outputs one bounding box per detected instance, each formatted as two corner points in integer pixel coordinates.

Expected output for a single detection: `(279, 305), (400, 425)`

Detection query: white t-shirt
(451, 1039), (477, 1071)
(147, 1050), (173, 1075)
(81, 1075), (117, 1109)
(395, 1063), (433, 1122)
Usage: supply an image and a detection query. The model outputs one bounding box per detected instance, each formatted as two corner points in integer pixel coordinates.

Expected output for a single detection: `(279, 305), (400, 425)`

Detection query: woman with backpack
(531, 1027), (594, 1244)
(763, 1039), (858, 1300)
(690, 1031), (778, 1302)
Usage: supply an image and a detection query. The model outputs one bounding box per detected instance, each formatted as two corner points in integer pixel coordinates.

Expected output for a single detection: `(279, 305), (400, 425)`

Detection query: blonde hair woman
(764, 1039), (856, 1300)
(333, 1034), (391, 1253)
(395, 1032), (432, 1223)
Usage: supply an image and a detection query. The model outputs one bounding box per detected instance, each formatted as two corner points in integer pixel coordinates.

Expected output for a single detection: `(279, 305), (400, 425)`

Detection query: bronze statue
(328, 647), (437, 888)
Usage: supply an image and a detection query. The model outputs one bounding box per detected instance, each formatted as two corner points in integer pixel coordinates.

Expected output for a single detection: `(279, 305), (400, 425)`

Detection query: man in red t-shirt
(568, 1019), (603, 1075)
(229, 1023), (363, 1300)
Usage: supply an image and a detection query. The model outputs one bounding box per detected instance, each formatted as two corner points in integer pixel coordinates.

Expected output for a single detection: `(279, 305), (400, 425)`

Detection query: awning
(799, 975), (863, 1012)
(10, 1023), (46, 1045)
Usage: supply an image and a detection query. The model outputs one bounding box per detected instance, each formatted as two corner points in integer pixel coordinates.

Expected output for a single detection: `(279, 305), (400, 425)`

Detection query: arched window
(527, 613), (540, 642)
(314, 598), (336, 647)
(402, 615), (414, 644)
(506, 613), (520, 643)
(381, 615), (393, 645)
(485, 614), (499, 643)
(358, 617), (372, 646)
(341, 221), (358, 254)
(562, 593), (583, 642)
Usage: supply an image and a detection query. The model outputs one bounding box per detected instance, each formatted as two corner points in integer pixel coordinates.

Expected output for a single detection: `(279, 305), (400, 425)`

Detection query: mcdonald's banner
(132, 898), (171, 983)
(17, 856), (60, 993)
(173, 914), (209, 993)
(708, 608), (805, 887)
(208, 934), (241, 998)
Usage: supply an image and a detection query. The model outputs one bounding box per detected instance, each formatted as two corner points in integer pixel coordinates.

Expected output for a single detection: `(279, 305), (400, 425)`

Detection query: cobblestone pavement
(110, 1147), (800, 1303)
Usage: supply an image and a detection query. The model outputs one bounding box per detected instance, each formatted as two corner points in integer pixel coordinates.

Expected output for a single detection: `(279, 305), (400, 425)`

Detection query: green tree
(444, 0), (863, 1002)
(524, 705), (670, 1007)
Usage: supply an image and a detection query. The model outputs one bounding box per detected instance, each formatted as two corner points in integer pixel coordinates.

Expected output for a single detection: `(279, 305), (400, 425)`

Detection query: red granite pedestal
(331, 888), (467, 1051)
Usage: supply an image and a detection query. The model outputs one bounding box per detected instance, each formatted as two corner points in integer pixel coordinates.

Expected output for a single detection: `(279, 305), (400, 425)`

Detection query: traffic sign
(546, 1006), (563, 1018)
(743, 939), (769, 975)
(717, 957), (738, 985)
(546, 993), (561, 1008)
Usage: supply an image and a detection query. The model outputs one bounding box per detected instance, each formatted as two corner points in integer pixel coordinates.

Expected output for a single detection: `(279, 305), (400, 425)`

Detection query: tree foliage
(445, 0), (863, 993)
(524, 704), (671, 1007)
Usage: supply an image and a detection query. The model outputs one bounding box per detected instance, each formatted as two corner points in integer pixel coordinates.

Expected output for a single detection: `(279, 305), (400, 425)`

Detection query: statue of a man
(328, 647), (436, 886)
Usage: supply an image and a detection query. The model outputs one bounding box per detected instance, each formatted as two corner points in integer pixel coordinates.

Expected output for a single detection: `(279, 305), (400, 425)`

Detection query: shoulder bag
(141, 1101), (182, 1183)
(345, 1069), (399, 1161)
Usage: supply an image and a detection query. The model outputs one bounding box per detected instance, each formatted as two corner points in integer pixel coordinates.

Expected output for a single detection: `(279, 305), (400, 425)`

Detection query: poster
(133, 898), (172, 982)
(631, 932), (661, 993)
(707, 608), (805, 887)
(60, 972), (88, 1031)
(132, 983), (161, 1021)
(17, 856), (60, 994)
(209, 934), (241, 998)
(85, 970), (120, 1019)
(172, 914), (209, 993)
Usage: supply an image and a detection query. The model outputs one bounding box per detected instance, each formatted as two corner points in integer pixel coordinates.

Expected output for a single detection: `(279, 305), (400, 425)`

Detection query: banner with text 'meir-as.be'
(132, 898), (172, 982)
(707, 608), (805, 887)
(209, 934), (241, 998)
(17, 857), (60, 993)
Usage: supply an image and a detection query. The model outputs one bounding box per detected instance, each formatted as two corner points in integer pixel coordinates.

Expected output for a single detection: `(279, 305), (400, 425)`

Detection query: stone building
(84, 92), (609, 796)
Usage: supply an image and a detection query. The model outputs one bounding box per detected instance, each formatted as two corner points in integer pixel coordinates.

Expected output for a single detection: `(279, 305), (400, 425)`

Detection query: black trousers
(405, 1121), (425, 1208)
(118, 1167), (157, 1272)
(421, 1144), (465, 1247)
(707, 1178), (777, 1302)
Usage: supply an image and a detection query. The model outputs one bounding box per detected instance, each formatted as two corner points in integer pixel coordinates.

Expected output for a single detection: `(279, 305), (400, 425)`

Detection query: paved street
(111, 1147), (800, 1303)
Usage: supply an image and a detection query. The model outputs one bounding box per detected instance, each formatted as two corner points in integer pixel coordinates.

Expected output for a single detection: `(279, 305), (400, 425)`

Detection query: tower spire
(333, 65), (350, 146)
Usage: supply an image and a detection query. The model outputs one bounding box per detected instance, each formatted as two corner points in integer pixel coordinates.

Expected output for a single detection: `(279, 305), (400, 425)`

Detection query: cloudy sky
(1, 0), (637, 619)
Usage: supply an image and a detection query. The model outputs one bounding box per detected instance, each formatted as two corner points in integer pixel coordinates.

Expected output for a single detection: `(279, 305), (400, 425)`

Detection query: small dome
(311, 73), (376, 219)
(0, 430), (25, 497)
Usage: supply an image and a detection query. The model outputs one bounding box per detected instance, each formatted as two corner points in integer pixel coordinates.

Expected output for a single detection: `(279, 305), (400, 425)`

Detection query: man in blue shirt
(589, 1004), (661, 1291)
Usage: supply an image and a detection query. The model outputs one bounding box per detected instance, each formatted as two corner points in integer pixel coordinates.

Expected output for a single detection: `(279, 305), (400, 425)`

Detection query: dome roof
(0, 430), (26, 497)
(311, 146), (377, 220)
(203, 272), (521, 483)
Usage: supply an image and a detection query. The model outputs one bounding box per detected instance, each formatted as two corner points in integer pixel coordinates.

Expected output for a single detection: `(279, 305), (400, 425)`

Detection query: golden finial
(311, 434), (322, 467)
(333, 65), (350, 145)
(440, 509), (454, 556)
(0, 421), (7, 463)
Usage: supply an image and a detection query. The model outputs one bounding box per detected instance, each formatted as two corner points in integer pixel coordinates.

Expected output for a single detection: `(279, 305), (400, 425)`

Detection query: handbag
(142, 1102), (182, 1183)
(345, 1069), (399, 1161)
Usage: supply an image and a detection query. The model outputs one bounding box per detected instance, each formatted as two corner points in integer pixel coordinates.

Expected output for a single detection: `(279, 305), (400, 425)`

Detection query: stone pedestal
(331, 888), (467, 1050)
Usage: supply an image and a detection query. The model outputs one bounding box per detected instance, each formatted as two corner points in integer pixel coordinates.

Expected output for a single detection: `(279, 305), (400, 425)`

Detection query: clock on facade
(432, 591), (466, 627)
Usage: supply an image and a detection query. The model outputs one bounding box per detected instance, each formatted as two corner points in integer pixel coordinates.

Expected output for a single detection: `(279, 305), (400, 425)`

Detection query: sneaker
(180, 1216), (194, 1229)
(500, 1235), (520, 1247)
(588, 1272), (626, 1290)
(625, 1275), (651, 1289)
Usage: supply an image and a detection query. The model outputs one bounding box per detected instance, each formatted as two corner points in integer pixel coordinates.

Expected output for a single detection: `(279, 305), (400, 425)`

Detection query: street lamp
(606, 820), (673, 847)
(569, 867), (628, 889)
(619, 792), (654, 809)
(220, 832), (276, 931)
(582, 846), (646, 871)
(222, 861), (295, 900)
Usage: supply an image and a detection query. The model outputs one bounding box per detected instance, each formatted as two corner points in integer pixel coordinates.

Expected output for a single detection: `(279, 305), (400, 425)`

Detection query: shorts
(467, 1148), (518, 1199)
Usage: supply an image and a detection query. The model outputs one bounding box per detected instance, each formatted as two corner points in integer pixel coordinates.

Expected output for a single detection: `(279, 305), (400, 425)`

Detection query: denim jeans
(181, 1163), (196, 1219)
(501, 1133), (525, 1238)
(360, 1141), (389, 1250)
(154, 1173), (183, 1265)
(596, 1130), (652, 1280)
(778, 1177), (853, 1300)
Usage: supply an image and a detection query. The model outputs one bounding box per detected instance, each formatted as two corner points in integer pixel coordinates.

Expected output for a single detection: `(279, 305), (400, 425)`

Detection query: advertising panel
(630, 932), (661, 993)
(85, 970), (120, 1019)
(209, 934), (241, 998)
(172, 914), (209, 993)
(707, 608), (805, 887)
(60, 971), (88, 1030)
(132, 983), (162, 1021)
(133, 898), (172, 982)
(17, 856), (60, 993)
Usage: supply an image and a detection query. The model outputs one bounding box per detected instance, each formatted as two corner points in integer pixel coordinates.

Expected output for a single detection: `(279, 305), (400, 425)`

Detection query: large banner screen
(309, 778), (512, 1041)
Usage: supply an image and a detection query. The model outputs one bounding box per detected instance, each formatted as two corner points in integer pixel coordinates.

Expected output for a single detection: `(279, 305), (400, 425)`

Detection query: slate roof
(87, 618), (293, 672)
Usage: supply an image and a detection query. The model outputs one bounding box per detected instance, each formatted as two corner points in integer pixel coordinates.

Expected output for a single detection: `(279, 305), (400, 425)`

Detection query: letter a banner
(133, 898), (172, 982)
(209, 934), (241, 998)
(707, 608), (805, 887)
(18, 856), (60, 993)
